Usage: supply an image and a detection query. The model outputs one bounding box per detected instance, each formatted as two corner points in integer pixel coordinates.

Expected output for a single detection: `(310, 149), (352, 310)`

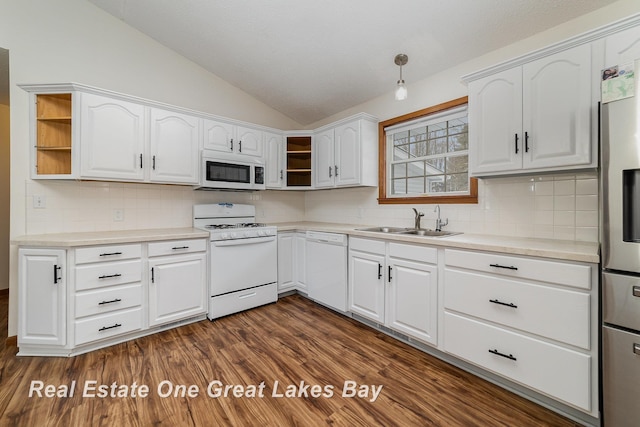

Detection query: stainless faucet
(412, 208), (424, 230)
(434, 205), (448, 232)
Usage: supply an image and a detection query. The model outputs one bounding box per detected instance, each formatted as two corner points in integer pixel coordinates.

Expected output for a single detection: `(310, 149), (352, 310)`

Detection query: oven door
(210, 236), (277, 296)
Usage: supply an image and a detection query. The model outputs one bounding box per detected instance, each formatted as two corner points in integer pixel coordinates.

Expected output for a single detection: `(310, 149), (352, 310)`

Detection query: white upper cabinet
(522, 44), (592, 170)
(149, 108), (200, 184)
(604, 24), (640, 66)
(313, 114), (378, 188)
(468, 43), (593, 176)
(468, 67), (523, 174)
(80, 92), (146, 181)
(313, 128), (335, 188)
(265, 131), (284, 189)
(203, 119), (264, 158)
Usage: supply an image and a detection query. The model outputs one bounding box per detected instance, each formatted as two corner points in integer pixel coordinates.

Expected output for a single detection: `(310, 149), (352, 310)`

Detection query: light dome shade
(395, 80), (407, 100)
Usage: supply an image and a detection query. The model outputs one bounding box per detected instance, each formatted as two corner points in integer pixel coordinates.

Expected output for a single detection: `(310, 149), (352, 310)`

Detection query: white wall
(0, 104), (8, 291)
(304, 0), (640, 241)
(0, 0), (306, 337)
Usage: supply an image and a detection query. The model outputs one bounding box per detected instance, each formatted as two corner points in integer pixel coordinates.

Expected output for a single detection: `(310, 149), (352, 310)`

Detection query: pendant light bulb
(394, 54), (408, 101)
(395, 80), (407, 101)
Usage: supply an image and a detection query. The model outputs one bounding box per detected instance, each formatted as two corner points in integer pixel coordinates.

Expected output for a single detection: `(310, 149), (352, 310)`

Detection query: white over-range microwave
(197, 150), (266, 191)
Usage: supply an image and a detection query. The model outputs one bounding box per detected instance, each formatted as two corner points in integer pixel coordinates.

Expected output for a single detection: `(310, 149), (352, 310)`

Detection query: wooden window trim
(377, 96), (478, 205)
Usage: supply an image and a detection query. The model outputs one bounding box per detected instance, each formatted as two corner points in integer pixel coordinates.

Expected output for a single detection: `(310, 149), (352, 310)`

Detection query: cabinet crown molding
(462, 12), (640, 83)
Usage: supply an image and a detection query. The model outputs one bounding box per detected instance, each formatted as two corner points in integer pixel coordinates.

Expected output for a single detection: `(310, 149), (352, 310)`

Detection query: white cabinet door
(149, 108), (200, 184)
(148, 253), (207, 327)
(522, 43), (592, 170)
(387, 257), (438, 345)
(236, 126), (263, 158)
(349, 249), (385, 323)
(277, 232), (295, 292)
(18, 248), (66, 346)
(468, 67), (523, 175)
(604, 24), (640, 68)
(335, 121), (361, 187)
(265, 132), (284, 189)
(203, 118), (234, 153)
(313, 128), (335, 188)
(80, 92), (146, 181)
(294, 232), (307, 291)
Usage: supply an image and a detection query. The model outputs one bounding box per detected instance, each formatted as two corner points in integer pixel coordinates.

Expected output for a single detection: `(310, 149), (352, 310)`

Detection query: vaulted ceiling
(78, 1), (618, 124)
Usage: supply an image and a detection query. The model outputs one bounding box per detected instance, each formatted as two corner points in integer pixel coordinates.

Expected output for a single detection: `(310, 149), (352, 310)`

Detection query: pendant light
(394, 54), (408, 101)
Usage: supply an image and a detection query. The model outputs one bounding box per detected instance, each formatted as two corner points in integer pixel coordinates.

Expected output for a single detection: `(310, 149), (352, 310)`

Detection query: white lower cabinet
(349, 237), (438, 346)
(17, 237), (208, 357)
(148, 250), (207, 327)
(276, 231), (307, 293)
(443, 248), (597, 415)
(18, 248), (67, 347)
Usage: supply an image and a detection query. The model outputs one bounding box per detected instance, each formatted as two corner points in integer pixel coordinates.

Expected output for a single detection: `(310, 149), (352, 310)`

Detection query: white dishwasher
(305, 231), (348, 312)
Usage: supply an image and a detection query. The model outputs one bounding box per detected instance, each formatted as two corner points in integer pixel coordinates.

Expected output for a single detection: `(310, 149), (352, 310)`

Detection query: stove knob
(229, 232), (237, 239)
(221, 233), (229, 240)
(242, 231), (249, 238)
(257, 230), (265, 237)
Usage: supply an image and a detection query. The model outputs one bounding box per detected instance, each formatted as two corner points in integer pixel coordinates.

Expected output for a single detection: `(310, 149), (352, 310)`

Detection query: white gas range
(193, 203), (278, 320)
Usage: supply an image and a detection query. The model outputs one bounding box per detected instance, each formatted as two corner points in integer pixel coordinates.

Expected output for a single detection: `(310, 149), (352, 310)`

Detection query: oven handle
(212, 236), (276, 247)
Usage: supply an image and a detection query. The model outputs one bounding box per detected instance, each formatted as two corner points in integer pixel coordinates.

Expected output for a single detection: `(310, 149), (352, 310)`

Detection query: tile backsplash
(303, 172), (599, 242)
(23, 171), (599, 242)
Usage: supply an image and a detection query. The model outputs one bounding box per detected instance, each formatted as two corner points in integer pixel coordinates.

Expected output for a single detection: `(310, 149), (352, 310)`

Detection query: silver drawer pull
(98, 298), (122, 306)
(633, 286), (640, 297)
(634, 343), (640, 356)
(98, 273), (122, 279)
(489, 348), (517, 361)
(489, 299), (518, 309)
(239, 292), (257, 299)
(172, 246), (190, 250)
(490, 263), (518, 271)
(99, 252), (123, 257)
(98, 323), (122, 332)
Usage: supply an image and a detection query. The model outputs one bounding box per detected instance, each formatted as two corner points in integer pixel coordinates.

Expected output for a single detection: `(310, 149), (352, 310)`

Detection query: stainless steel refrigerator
(601, 64), (640, 427)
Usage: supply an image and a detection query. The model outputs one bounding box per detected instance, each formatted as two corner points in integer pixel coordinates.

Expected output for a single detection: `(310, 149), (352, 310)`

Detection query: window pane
(407, 161), (425, 177)
(410, 141), (428, 157)
(448, 133), (468, 152)
(446, 155), (468, 174)
(393, 130), (408, 145)
(407, 177), (425, 194)
(392, 179), (406, 194)
(428, 122), (446, 140)
(427, 175), (445, 193)
(393, 145), (409, 160)
(392, 163), (406, 179)
(426, 158), (445, 173)
(409, 126), (427, 142)
(446, 173), (469, 192)
(428, 137), (447, 156)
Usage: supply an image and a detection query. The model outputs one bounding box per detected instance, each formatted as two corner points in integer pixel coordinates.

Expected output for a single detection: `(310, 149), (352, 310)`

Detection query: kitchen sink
(396, 229), (462, 237)
(356, 226), (410, 233)
(356, 227), (461, 237)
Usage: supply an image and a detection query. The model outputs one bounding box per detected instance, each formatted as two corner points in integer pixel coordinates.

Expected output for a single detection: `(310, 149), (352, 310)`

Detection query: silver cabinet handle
(329, 166), (332, 177)
(634, 343), (640, 356)
(633, 286), (640, 297)
(335, 165), (339, 176)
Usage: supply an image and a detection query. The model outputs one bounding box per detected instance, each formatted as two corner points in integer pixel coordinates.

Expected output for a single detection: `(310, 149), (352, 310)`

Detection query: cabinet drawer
(209, 283), (277, 319)
(389, 242), (437, 264)
(75, 244), (142, 264)
(148, 239), (207, 257)
(74, 307), (142, 346)
(445, 249), (591, 290)
(445, 269), (590, 349)
(75, 284), (142, 318)
(75, 260), (142, 291)
(444, 312), (591, 411)
(349, 237), (385, 254)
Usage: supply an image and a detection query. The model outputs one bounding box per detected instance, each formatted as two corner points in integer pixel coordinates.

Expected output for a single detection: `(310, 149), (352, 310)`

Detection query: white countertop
(11, 223), (599, 263)
(11, 227), (210, 247)
(272, 221), (600, 264)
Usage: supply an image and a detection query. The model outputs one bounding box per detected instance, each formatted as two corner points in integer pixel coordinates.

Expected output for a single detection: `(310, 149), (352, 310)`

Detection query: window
(378, 97), (478, 204)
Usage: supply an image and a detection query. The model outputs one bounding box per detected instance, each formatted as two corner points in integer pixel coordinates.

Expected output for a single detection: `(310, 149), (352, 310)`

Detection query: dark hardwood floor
(0, 293), (579, 426)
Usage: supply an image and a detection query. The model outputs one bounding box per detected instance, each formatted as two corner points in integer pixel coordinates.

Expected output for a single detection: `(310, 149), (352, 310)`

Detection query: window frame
(377, 96), (478, 205)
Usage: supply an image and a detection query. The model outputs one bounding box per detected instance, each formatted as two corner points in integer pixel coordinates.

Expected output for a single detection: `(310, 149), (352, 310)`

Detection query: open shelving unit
(286, 136), (312, 187)
(35, 93), (72, 175)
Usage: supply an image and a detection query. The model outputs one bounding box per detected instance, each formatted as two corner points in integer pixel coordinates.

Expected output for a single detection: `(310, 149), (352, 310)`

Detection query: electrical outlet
(33, 195), (46, 209)
(113, 209), (124, 222)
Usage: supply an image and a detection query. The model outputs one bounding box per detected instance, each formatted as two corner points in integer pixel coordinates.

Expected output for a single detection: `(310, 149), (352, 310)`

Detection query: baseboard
(5, 335), (17, 347)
